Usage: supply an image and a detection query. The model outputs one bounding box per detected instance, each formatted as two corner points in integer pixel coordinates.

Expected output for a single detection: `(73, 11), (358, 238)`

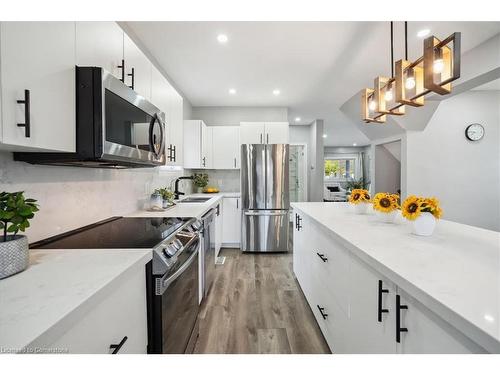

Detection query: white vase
(375, 210), (397, 223)
(353, 202), (369, 214)
(412, 212), (437, 236)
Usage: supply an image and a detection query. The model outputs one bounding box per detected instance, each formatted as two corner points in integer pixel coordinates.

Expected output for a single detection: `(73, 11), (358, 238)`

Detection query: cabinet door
(396, 289), (485, 354)
(215, 203), (223, 257)
(222, 197), (241, 245)
(240, 122), (265, 144)
(0, 22), (76, 152)
(348, 255), (397, 353)
(123, 33), (151, 100)
(183, 120), (202, 169)
(168, 89), (184, 166)
(201, 123), (213, 169)
(212, 126), (240, 169)
(265, 122), (289, 144)
(76, 21), (124, 80)
(292, 211), (312, 301)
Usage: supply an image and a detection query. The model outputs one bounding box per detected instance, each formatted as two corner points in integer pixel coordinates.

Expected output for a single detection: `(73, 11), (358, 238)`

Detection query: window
(324, 158), (356, 179)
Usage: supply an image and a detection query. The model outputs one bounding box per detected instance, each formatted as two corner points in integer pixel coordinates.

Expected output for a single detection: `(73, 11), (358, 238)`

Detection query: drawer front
(48, 266), (148, 354)
(310, 273), (350, 353)
(309, 223), (350, 315)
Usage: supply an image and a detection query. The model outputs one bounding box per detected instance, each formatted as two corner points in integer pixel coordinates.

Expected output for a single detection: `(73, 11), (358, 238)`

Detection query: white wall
(309, 120), (325, 202)
(374, 143), (401, 194)
(0, 152), (184, 242)
(191, 106), (288, 126)
(406, 91), (500, 231)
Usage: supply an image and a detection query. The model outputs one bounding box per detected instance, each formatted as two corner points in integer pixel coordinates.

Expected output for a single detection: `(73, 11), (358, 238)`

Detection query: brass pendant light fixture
(362, 22), (461, 123)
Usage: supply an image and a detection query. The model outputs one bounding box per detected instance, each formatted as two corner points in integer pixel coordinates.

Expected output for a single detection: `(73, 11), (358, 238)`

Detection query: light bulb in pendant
(434, 58), (444, 73)
(368, 99), (376, 111)
(405, 69), (416, 89)
(384, 85), (393, 102)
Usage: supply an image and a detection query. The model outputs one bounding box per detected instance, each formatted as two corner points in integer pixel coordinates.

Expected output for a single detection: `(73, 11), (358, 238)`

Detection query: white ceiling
(126, 21), (500, 146)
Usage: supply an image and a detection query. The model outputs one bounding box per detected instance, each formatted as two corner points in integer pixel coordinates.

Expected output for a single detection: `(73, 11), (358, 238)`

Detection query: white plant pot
(353, 202), (369, 214)
(0, 235), (29, 279)
(375, 210), (397, 223)
(412, 212), (437, 236)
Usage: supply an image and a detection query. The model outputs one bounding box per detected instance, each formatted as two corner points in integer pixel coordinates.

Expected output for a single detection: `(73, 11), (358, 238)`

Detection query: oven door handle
(157, 244), (199, 295)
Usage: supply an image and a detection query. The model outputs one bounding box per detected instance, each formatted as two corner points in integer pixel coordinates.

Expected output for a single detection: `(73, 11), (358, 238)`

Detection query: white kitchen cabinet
(46, 265), (147, 353)
(76, 21), (124, 80)
(183, 120), (211, 169)
(240, 122), (266, 144)
(123, 33), (151, 100)
(151, 66), (184, 166)
(292, 210), (311, 299)
(240, 122), (289, 144)
(222, 197), (241, 247)
(201, 124), (213, 169)
(212, 126), (240, 169)
(215, 201), (223, 257)
(0, 22), (76, 152)
(264, 122), (289, 144)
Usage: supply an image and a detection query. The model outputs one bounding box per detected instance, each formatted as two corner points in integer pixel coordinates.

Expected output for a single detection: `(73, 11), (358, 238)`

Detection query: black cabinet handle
(167, 144), (173, 161)
(378, 280), (389, 322)
(396, 295), (408, 343)
(172, 145), (176, 162)
(110, 336), (128, 354)
(297, 215), (302, 231)
(127, 67), (135, 90)
(234, 157), (236, 168)
(117, 59), (125, 83)
(294, 213), (298, 229)
(17, 89), (30, 138)
(202, 156), (206, 167)
(236, 199), (239, 209)
(317, 305), (328, 320)
(266, 133), (269, 144)
(316, 252), (328, 262)
(260, 133), (263, 144)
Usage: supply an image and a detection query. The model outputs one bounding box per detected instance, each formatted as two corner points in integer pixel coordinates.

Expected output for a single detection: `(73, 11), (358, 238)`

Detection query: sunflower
(373, 192), (399, 213)
(348, 189), (371, 204)
(421, 197), (443, 219)
(401, 195), (423, 221)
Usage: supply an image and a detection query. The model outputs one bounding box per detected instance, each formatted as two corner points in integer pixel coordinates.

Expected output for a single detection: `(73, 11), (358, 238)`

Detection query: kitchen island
(291, 202), (500, 354)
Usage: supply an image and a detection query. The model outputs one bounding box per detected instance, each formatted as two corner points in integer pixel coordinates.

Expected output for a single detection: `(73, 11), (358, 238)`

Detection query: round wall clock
(465, 123), (485, 141)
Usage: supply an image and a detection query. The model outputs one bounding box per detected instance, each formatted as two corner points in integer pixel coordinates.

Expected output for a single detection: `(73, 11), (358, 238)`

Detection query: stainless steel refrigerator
(241, 144), (290, 252)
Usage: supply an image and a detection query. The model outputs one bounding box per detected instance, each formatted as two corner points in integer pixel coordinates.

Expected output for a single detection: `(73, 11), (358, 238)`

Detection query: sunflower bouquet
(373, 192), (399, 213)
(348, 189), (371, 214)
(402, 195), (443, 236)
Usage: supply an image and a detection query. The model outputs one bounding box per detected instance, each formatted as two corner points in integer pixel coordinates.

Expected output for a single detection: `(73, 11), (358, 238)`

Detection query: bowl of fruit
(203, 187), (220, 194)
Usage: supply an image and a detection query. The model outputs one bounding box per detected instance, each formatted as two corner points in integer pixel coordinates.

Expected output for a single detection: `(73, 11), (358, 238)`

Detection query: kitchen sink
(179, 197), (212, 203)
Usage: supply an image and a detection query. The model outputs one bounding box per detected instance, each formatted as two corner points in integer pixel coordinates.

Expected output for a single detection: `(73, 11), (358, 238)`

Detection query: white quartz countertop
(0, 248), (151, 352)
(126, 194), (224, 219)
(291, 202), (500, 353)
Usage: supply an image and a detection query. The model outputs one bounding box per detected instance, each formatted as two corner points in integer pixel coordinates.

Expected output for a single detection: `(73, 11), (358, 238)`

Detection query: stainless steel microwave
(15, 67), (166, 168)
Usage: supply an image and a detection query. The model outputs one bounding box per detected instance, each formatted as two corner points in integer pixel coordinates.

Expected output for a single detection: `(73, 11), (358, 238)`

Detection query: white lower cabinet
(222, 197), (241, 247)
(45, 265), (147, 354)
(293, 208), (486, 354)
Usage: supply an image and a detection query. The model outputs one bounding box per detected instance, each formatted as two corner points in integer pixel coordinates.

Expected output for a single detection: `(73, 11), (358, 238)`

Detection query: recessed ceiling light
(417, 29), (430, 38)
(272, 89), (281, 96)
(322, 134), (327, 138)
(228, 88), (236, 95)
(295, 117), (301, 122)
(353, 143), (357, 146)
(217, 34), (228, 44)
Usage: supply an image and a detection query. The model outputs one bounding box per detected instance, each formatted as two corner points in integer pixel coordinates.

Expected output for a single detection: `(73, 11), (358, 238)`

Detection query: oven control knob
(173, 238), (183, 249)
(164, 245), (177, 257)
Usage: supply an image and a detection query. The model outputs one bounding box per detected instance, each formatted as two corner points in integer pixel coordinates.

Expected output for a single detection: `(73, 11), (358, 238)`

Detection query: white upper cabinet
(201, 123), (213, 169)
(264, 122), (289, 144)
(123, 33), (152, 100)
(239, 122), (289, 144)
(0, 22), (76, 152)
(239, 122), (265, 144)
(212, 126), (240, 169)
(183, 120), (210, 169)
(75, 22), (124, 80)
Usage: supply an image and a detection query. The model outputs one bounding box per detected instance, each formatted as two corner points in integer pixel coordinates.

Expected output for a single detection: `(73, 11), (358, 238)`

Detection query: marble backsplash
(0, 151), (186, 242)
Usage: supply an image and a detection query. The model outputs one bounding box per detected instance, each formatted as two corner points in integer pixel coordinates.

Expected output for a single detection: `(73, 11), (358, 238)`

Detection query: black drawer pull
(117, 59), (125, 83)
(127, 67), (135, 90)
(17, 89), (30, 138)
(297, 215), (302, 231)
(378, 279), (389, 322)
(110, 336), (128, 354)
(396, 295), (408, 343)
(316, 252), (328, 262)
(172, 145), (176, 162)
(316, 305), (328, 320)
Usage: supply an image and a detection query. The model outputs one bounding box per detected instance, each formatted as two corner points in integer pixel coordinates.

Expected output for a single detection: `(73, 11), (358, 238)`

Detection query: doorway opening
(289, 144), (307, 202)
(374, 140), (401, 195)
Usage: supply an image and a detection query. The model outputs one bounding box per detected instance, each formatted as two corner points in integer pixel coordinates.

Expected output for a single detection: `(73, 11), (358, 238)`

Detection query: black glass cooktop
(31, 217), (190, 249)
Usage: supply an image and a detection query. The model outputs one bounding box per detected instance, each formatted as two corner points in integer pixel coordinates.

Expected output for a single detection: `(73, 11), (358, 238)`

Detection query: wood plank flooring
(193, 248), (331, 354)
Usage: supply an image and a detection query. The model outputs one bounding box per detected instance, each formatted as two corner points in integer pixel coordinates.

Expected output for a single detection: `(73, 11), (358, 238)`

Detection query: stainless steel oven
(15, 67), (166, 168)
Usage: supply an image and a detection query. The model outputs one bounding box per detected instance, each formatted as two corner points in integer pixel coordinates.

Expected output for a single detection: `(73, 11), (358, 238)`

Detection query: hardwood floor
(193, 248), (331, 354)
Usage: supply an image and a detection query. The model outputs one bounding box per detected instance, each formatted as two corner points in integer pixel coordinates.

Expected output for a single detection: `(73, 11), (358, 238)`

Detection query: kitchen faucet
(174, 176), (194, 200)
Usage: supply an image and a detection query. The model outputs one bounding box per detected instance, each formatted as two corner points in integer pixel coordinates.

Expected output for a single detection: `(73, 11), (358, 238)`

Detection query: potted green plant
(155, 187), (175, 209)
(0, 191), (39, 279)
(193, 173), (209, 193)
